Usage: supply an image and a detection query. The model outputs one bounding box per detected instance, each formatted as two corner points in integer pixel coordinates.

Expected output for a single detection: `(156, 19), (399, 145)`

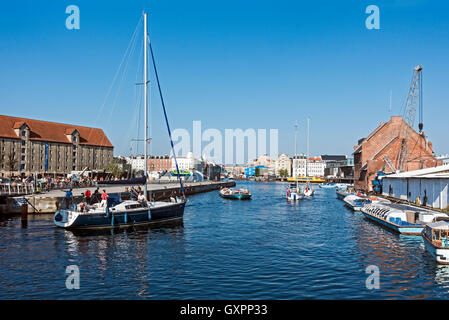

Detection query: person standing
(85, 189), (91, 204)
(100, 190), (108, 207)
(65, 188), (73, 209)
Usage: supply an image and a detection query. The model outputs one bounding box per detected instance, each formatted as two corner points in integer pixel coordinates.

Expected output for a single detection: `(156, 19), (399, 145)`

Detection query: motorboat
(343, 194), (390, 211)
(422, 221), (449, 264)
(220, 187), (252, 200)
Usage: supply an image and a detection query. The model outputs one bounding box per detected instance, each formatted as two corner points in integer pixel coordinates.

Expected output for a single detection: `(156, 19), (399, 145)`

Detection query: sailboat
(287, 121), (302, 201)
(303, 118), (314, 197)
(54, 12), (186, 229)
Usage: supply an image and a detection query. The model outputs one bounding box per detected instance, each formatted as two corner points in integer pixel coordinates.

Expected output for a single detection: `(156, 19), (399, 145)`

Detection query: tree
(255, 167), (260, 177)
(278, 169), (288, 178)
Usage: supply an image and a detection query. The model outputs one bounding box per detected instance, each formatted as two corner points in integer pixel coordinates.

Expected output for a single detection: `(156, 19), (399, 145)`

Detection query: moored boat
(422, 221), (449, 264)
(220, 187), (252, 200)
(343, 194), (390, 211)
(361, 203), (449, 235)
(336, 189), (350, 200)
(319, 183), (335, 189)
(54, 197), (185, 230)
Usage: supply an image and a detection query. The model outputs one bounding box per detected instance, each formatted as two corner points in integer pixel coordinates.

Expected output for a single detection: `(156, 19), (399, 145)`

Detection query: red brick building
(147, 155), (171, 172)
(353, 116), (440, 192)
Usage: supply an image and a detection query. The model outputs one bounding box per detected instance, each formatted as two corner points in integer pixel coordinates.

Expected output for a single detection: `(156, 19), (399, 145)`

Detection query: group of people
(65, 187), (109, 212)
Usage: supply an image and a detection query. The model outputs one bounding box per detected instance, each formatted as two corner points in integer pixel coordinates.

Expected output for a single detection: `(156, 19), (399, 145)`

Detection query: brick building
(147, 155), (171, 172)
(0, 115), (113, 177)
(353, 116), (440, 192)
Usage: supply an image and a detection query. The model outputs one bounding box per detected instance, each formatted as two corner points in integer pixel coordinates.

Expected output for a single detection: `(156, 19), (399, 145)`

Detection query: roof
(384, 164), (449, 179)
(427, 221), (449, 230)
(0, 115), (113, 148)
(321, 155), (347, 161)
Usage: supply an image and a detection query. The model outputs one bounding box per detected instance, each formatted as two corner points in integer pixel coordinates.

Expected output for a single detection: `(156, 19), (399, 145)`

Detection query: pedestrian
(92, 187), (100, 203)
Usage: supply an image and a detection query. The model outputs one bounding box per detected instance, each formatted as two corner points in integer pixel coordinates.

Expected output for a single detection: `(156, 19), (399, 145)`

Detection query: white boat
(362, 203), (449, 236)
(286, 184), (303, 201)
(343, 194), (390, 211)
(319, 183), (335, 189)
(303, 184), (313, 197)
(423, 221), (449, 264)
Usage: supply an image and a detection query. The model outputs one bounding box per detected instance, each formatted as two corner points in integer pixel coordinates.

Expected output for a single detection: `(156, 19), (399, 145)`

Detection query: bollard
(21, 203), (28, 221)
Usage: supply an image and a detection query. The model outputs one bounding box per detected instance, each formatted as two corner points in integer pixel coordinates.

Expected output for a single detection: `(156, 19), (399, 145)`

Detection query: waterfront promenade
(0, 180), (236, 214)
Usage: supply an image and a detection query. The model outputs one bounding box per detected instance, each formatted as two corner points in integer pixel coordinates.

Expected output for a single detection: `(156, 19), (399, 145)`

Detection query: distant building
(275, 153), (292, 177)
(126, 155), (145, 172)
(171, 152), (203, 172)
(321, 155), (348, 177)
(0, 115), (113, 177)
(353, 116), (440, 192)
(307, 157), (325, 177)
(224, 165), (245, 176)
(292, 155), (307, 177)
(245, 167), (255, 177)
(147, 155), (171, 172)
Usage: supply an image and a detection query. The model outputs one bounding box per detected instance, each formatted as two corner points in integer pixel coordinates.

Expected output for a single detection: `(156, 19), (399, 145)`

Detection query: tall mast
(143, 12), (148, 197)
(306, 118), (310, 178)
(294, 120), (298, 177)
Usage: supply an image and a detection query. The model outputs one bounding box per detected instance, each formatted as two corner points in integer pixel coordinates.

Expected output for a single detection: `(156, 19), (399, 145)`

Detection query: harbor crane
(397, 65), (424, 172)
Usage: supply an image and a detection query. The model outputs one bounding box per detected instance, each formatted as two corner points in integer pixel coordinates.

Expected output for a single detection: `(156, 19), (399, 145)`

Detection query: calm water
(1, 181), (449, 299)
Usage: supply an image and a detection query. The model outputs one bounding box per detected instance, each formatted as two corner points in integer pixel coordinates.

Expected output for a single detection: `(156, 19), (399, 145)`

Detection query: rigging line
(147, 36), (185, 197)
(132, 39), (144, 155)
(89, 16), (143, 144)
(103, 20), (141, 137)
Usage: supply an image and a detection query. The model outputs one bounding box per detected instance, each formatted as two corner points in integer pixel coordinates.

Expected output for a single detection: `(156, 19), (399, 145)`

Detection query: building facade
(353, 116), (440, 192)
(0, 115), (113, 177)
(171, 152), (204, 172)
(292, 155), (307, 177)
(275, 153), (292, 177)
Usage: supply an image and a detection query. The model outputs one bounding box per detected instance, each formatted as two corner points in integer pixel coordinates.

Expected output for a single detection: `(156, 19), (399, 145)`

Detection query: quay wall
(0, 180), (236, 214)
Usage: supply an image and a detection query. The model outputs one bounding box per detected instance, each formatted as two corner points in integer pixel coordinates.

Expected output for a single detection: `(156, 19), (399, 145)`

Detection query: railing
(0, 183), (35, 196)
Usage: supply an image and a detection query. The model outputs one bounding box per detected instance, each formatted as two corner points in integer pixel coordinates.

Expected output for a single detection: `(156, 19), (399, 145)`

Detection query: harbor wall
(0, 180), (236, 214)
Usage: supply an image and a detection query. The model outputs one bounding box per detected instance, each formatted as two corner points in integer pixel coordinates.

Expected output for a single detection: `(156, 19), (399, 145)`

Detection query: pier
(0, 180), (236, 214)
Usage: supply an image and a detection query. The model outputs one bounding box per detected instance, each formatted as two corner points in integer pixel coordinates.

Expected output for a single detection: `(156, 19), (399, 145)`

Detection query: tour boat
(361, 203), (449, 236)
(220, 187), (251, 200)
(54, 196), (185, 230)
(422, 221), (449, 264)
(343, 194), (390, 211)
(54, 13), (187, 229)
(286, 176), (325, 184)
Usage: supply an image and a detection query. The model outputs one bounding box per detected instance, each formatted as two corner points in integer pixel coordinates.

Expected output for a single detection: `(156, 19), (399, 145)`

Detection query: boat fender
(124, 213), (128, 224)
(111, 215), (115, 227)
(106, 206), (110, 218)
(148, 210), (151, 221)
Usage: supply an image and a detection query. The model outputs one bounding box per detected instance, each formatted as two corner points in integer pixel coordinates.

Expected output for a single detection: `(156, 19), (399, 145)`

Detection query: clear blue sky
(1, 0), (448, 163)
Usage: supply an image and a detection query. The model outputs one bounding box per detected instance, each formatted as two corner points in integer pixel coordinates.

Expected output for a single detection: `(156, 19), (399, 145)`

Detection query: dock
(0, 180), (236, 214)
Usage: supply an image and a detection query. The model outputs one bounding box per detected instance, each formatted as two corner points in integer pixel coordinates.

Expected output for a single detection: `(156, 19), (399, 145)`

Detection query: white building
(292, 155), (307, 177)
(307, 157), (325, 177)
(125, 155), (145, 172)
(171, 152), (204, 172)
(275, 153), (292, 177)
(382, 165), (449, 210)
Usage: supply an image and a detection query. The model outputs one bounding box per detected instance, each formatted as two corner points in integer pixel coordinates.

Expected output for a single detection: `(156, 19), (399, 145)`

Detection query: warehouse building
(382, 165), (449, 210)
(0, 115), (113, 177)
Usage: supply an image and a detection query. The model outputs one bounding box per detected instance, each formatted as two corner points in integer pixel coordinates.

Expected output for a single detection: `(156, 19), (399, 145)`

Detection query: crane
(397, 65), (423, 172)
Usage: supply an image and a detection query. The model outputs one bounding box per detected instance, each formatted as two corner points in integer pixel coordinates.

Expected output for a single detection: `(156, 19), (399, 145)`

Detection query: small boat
(336, 189), (351, 200)
(319, 183), (335, 189)
(286, 183), (303, 201)
(422, 221), (449, 264)
(361, 203), (449, 236)
(54, 197), (185, 230)
(220, 187), (252, 200)
(343, 194), (390, 211)
(303, 184), (314, 197)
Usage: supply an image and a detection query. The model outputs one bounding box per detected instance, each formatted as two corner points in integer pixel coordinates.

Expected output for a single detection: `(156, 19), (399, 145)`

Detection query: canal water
(1, 181), (449, 299)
